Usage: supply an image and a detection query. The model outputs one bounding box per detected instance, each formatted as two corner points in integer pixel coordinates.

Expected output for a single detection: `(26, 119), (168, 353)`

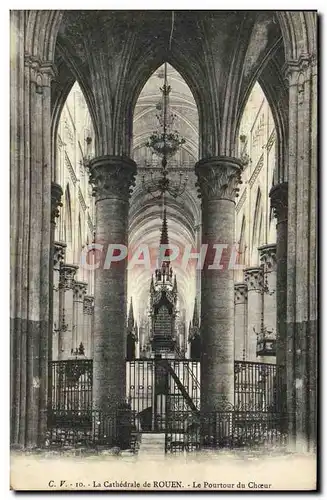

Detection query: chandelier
(142, 62), (188, 200)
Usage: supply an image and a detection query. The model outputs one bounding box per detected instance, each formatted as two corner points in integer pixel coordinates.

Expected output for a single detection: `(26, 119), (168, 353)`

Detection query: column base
(11, 317), (48, 448)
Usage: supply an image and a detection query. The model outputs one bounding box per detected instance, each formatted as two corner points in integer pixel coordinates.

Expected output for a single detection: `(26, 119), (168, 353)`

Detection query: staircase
(138, 433), (165, 458)
(160, 359), (200, 416)
(174, 345), (200, 391)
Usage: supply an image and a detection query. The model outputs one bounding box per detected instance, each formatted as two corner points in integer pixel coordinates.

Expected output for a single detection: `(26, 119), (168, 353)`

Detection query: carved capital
(234, 283), (247, 304)
(195, 156), (243, 203)
(258, 244), (277, 272)
(51, 182), (63, 224)
(244, 267), (263, 292)
(59, 264), (78, 290)
(25, 54), (57, 91)
(39, 62), (57, 87)
(269, 182), (288, 223)
(74, 281), (88, 301)
(88, 155), (136, 202)
(53, 241), (66, 267)
(83, 295), (94, 315)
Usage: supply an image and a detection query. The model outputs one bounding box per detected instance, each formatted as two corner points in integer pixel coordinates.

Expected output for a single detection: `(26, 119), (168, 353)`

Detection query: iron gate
(49, 359), (93, 411)
(234, 361), (284, 412)
(126, 359), (200, 432)
(164, 360), (287, 453)
(48, 359), (287, 451)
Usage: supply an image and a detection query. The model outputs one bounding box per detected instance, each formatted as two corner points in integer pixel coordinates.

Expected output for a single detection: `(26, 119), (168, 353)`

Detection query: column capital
(283, 53), (317, 85)
(258, 244), (277, 271)
(53, 241), (66, 267)
(234, 283), (247, 304)
(269, 182), (288, 223)
(244, 267), (263, 291)
(84, 295), (94, 315)
(88, 155), (136, 202)
(51, 182), (63, 224)
(59, 264), (78, 290)
(25, 54), (57, 90)
(74, 281), (88, 300)
(195, 156), (243, 203)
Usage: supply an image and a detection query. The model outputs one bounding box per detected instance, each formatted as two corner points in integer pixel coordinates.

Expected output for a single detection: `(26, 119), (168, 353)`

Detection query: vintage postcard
(10, 9), (318, 491)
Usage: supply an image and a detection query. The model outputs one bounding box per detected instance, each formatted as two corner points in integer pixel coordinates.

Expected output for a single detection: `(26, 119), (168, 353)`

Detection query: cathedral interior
(10, 10), (317, 454)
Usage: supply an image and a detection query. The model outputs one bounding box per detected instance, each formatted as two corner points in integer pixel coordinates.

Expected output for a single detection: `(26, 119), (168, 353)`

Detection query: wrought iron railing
(46, 408), (139, 450)
(47, 359), (286, 452)
(49, 359), (93, 411)
(165, 410), (288, 453)
(126, 359), (200, 431)
(234, 360), (281, 412)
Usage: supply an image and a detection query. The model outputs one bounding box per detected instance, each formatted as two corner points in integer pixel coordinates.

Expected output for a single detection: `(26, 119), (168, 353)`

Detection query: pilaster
(73, 281), (88, 355)
(83, 295), (94, 359)
(259, 244), (277, 363)
(58, 264), (78, 360)
(10, 13), (58, 445)
(270, 182), (289, 423)
(244, 267), (263, 362)
(285, 55), (317, 449)
(52, 241), (66, 361)
(234, 283), (247, 361)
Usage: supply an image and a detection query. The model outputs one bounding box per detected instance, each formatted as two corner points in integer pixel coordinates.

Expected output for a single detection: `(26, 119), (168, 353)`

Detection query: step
(138, 433), (165, 457)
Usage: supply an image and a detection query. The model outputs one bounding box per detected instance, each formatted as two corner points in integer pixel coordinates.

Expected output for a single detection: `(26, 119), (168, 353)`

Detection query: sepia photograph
(9, 8), (318, 491)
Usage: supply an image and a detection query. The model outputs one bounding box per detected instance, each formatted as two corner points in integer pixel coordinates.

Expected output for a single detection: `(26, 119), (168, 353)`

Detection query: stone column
(284, 53), (317, 449)
(58, 264), (78, 360)
(49, 185), (63, 432)
(73, 281), (88, 353)
(234, 283), (247, 361)
(270, 183), (288, 418)
(52, 241), (66, 361)
(89, 155), (136, 413)
(50, 185), (63, 366)
(259, 244), (277, 364)
(244, 267), (263, 362)
(195, 156), (242, 411)
(10, 10), (57, 446)
(83, 295), (94, 358)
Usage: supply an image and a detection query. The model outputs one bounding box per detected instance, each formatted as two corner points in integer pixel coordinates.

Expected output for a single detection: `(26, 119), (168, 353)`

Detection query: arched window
(77, 213), (82, 251)
(238, 215), (246, 266)
(237, 80), (277, 267)
(252, 188), (262, 255)
(63, 185), (73, 262)
(65, 185), (72, 245)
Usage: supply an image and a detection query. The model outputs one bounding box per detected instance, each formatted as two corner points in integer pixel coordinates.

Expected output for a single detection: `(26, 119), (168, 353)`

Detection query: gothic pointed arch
(25, 10), (62, 61)
(133, 62), (199, 166)
(276, 11), (317, 61)
(129, 61), (199, 324)
(123, 39), (217, 158)
(51, 39), (99, 175)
